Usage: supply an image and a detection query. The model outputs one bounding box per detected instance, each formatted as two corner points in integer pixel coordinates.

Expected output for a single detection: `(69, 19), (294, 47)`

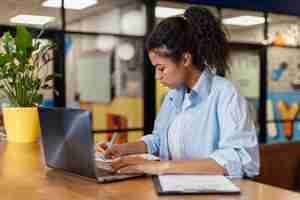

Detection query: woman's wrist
(123, 141), (148, 155)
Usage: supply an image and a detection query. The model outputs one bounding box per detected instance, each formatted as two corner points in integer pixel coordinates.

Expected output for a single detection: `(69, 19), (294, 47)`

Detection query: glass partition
(65, 34), (144, 133)
(221, 8), (265, 44)
(226, 46), (261, 132)
(268, 13), (300, 47)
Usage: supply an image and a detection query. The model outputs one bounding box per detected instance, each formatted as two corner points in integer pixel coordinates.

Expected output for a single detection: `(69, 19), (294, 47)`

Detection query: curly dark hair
(146, 6), (229, 74)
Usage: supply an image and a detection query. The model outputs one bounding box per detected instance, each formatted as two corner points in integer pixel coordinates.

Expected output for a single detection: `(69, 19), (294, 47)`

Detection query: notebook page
(158, 175), (240, 192)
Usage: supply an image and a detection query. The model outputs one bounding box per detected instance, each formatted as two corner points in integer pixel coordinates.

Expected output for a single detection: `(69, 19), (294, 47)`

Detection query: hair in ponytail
(146, 6), (229, 74)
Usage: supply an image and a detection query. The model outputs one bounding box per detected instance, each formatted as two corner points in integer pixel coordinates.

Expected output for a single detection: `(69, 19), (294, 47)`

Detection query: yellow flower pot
(2, 107), (41, 143)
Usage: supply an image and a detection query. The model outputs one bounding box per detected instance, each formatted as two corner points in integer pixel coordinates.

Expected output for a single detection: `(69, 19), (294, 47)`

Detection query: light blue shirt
(168, 92), (194, 160)
(142, 69), (260, 178)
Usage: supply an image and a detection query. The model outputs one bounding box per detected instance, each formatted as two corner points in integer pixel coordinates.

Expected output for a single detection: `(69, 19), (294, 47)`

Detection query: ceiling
(0, 1), (299, 30)
(0, 0), (137, 28)
(158, 1), (300, 28)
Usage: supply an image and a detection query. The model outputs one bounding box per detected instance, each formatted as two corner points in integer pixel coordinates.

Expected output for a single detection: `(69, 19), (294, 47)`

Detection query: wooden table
(0, 142), (300, 200)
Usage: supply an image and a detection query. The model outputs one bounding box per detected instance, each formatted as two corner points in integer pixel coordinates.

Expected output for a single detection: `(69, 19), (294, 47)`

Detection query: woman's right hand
(96, 143), (129, 159)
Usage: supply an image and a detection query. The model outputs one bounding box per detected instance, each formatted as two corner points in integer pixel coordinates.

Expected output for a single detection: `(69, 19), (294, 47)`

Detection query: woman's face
(149, 51), (187, 89)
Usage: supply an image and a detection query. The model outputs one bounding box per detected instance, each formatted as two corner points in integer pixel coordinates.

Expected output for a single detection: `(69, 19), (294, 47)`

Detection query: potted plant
(0, 25), (60, 143)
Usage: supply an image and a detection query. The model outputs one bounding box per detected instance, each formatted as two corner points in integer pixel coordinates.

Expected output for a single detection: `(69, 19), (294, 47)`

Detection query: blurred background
(0, 0), (300, 145)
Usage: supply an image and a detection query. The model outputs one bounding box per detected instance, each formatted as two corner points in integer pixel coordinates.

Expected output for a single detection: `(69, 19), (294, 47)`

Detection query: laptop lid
(38, 107), (97, 179)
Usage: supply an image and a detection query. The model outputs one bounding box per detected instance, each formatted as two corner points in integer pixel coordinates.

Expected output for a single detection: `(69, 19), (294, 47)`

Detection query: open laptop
(38, 107), (142, 183)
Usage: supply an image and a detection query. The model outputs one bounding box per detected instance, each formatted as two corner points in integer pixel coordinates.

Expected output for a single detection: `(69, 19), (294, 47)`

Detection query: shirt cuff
(140, 135), (156, 155)
(209, 151), (243, 178)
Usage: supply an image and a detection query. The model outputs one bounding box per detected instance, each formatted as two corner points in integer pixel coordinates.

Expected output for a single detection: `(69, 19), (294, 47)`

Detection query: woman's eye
(157, 66), (165, 71)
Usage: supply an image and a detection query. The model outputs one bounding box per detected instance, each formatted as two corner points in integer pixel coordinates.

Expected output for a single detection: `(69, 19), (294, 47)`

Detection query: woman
(98, 6), (259, 178)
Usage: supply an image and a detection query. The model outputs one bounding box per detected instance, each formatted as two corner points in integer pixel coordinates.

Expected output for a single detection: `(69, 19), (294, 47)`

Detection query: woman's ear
(183, 52), (192, 68)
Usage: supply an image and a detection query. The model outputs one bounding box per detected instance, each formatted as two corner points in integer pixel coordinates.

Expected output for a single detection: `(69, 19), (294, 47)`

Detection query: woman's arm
(113, 158), (226, 175)
(211, 85), (260, 178)
(162, 159), (226, 175)
(125, 141), (148, 154)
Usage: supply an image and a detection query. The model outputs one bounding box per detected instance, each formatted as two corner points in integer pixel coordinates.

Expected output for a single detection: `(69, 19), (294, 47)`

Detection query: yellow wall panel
(90, 96), (143, 130)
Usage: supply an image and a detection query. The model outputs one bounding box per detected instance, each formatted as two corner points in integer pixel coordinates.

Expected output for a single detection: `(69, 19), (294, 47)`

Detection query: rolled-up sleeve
(140, 91), (174, 156)
(209, 86), (260, 178)
(140, 105), (164, 155)
(141, 133), (160, 155)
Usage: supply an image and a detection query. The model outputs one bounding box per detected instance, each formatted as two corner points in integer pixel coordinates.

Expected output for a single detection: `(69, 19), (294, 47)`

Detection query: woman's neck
(186, 69), (201, 93)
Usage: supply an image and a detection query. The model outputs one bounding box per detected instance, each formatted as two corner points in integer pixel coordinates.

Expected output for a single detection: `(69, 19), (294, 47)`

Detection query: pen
(95, 132), (118, 160)
(107, 132), (118, 149)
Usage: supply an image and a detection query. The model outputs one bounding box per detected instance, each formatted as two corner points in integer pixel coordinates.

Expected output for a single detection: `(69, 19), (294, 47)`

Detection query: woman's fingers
(96, 148), (105, 156)
(117, 165), (144, 175)
(111, 156), (157, 171)
(111, 156), (138, 170)
(102, 144), (129, 159)
(116, 163), (159, 175)
(95, 143), (107, 154)
(111, 158), (126, 170)
(111, 156), (134, 170)
(116, 161), (170, 175)
(95, 143), (123, 159)
(100, 143), (108, 150)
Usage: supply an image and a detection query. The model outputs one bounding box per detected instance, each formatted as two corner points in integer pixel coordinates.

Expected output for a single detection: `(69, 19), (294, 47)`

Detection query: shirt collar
(190, 69), (212, 100)
(168, 69), (213, 108)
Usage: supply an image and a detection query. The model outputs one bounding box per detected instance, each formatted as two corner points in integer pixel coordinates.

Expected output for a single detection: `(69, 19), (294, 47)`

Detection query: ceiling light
(155, 6), (185, 18)
(222, 16), (265, 26)
(116, 43), (135, 61)
(42, 0), (98, 10)
(10, 15), (55, 25)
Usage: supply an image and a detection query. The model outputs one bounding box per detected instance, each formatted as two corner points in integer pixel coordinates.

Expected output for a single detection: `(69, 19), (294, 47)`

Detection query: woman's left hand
(112, 155), (169, 175)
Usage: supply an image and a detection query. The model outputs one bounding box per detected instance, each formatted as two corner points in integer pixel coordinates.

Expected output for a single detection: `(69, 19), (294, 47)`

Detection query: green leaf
(27, 64), (35, 71)
(45, 73), (62, 82)
(16, 50), (27, 64)
(33, 40), (41, 51)
(15, 26), (33, 63)
(36, 42), (54, 59)
(2, 32), (13, 44)
(33, 79), (41, 90)
(2, 32), (15, 54)
(0, 54), (13, 67)
(32, 94), (43, 105)
(0, 91), (6, 100)
(16, 26), (32, 51)
(0, 26), (60, 107)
